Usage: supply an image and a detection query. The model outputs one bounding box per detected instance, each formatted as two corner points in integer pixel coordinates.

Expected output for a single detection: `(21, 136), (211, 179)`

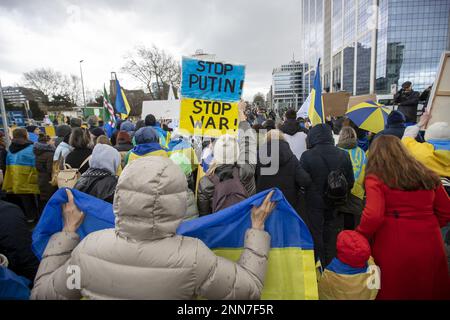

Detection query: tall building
(300, 0), (450, 96)
(272, 60), (306, 112)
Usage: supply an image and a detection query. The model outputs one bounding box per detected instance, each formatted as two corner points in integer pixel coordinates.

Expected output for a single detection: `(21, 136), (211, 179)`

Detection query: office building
(300, 0), (450, 96)
(272, 60), (306, 111)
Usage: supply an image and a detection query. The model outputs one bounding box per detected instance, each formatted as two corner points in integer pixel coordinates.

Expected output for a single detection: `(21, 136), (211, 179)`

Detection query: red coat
(357, 175), (450, 300)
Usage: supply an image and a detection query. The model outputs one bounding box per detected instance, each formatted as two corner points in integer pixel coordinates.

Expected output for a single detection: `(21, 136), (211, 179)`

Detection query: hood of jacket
(9, 139), (33, 154)
(306, 124), (334, 149)
(89, 144), (121, 175)
(33, 142), (55, 156)
(113, 156), (187, 241)
(279, 119), (300, 136)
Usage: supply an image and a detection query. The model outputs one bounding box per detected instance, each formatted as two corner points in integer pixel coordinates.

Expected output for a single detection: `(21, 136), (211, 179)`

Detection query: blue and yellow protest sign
(180, 57), (245, 137)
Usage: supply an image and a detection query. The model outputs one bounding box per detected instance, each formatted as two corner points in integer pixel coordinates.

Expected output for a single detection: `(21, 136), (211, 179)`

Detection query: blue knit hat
(134, 127), (159, 145)
(387, 110), (406, 126)
(120, 120), (135, 132)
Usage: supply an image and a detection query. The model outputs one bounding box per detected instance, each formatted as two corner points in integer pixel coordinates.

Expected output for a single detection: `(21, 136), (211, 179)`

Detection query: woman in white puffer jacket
(31, 156), (276, 300)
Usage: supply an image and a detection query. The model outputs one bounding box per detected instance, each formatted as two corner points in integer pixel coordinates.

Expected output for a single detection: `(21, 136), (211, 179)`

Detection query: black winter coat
(256, 139), (311, 210)
(0, 145), (6, 173)
(33, 142), (57, 201)
(394, 90), (420, 122)
(300, 124), (355, 212)
(74, 168), (118, 203)
(65, 148), (92, 174)
(0, 200), (39, 281)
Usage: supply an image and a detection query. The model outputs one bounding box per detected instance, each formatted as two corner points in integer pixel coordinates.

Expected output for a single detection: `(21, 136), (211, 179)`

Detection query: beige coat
(31, 156), (270, 300)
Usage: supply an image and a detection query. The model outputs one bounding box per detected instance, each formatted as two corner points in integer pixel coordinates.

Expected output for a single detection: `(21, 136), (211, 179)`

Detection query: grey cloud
(0, 0), (301, 97)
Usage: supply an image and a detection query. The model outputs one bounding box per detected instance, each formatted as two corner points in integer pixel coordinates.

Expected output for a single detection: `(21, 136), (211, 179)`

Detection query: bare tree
(23, 68), (82, 106)
(122, 45), (181, 100)
(253, 92), (266, 107)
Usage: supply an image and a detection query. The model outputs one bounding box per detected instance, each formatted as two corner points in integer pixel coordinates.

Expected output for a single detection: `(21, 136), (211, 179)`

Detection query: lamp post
(79, 60), (87, 117)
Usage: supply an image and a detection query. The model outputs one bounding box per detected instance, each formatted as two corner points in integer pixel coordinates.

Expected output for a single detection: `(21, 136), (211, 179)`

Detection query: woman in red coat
(357, 135), (450, 300)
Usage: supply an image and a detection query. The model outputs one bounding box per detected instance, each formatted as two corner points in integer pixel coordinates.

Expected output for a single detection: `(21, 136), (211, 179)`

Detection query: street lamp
(79, 60), (86, 115)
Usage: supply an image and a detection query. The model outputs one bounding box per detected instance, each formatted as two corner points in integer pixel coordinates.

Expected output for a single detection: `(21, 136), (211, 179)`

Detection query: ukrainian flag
(178, 188), (318, 300)
(32, 188), (318, 300)
(115, 79), (131, 120)
(308, 59), (325, 126)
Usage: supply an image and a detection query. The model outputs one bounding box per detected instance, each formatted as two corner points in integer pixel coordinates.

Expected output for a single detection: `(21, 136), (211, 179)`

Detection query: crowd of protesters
(0, 96), (449, 300)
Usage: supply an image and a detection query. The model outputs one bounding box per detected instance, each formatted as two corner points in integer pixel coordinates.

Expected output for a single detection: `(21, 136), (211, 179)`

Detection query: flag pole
(0, 78), (11, 147)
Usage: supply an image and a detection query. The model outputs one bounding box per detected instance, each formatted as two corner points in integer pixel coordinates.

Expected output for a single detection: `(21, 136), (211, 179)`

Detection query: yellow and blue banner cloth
(32, 188), (318, 300)
(308, 59), (325, 126)
(2, 144), (39, 194)
(115, 79), (131, 120)
(125, 143), (168, 165)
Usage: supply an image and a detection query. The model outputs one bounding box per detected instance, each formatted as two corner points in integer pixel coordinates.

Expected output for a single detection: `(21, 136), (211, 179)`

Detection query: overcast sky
(0, 0), (301, 101)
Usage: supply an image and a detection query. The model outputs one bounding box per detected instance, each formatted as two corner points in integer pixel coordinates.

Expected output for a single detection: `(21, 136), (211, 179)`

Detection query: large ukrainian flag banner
(32, 188), (318, 300)
(178, 188), (318, 300)
(308, 59), (325, 126)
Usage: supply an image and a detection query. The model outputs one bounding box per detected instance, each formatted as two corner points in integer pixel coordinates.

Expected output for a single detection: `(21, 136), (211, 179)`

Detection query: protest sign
(426, 51), (450, 128)
(323, 92), (351, 117)
(180, 57), (245, 137)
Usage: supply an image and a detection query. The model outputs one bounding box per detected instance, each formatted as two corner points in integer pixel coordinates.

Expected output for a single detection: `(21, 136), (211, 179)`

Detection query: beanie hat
(89, 144), (121, 175)
(90, 127), (106, 138)
(134, 127), (159, 145)
(387, 110), (406, 126)
(55, 125), (71, 138)
(213, 135), (239, 165)
(336, 231), (371, 268)
(120, 120), (135, 133)
(424, 122), (450, 142)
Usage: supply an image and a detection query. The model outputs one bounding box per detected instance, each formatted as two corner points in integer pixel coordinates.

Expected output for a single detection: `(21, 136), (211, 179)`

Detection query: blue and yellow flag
(308, 59), (325, 126)
(115, 79), (131, 120)
(32, 188), (318, 300)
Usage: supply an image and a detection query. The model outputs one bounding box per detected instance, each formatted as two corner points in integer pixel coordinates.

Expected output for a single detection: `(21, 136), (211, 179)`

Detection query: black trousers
(306, 207), (339, 268)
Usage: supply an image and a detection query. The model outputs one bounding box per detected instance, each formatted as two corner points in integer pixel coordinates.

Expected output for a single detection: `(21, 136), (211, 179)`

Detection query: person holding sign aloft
(197, 101), (257, 216)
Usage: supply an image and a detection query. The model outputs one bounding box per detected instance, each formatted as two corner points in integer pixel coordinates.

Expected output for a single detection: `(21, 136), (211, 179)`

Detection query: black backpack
(318, 154), (348, 206)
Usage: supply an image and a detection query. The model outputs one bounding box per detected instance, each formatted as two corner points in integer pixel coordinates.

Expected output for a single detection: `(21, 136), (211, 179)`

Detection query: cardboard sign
(323, 92), (351, 117)
(180, 57), (245, 137)
(348, 94), (377, 109)
(426, 51), (450, 128)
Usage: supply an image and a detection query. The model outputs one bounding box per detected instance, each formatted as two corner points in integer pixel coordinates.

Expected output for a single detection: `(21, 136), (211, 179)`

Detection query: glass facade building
(272, 61), (307, 111)
(300, 0), (450, 96)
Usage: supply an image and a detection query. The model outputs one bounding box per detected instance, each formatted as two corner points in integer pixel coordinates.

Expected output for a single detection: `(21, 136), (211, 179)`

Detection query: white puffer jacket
(31, 156), (270, 300)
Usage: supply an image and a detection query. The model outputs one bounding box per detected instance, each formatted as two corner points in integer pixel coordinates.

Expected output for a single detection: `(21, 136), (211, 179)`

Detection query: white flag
(297, 94), (311, 119)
